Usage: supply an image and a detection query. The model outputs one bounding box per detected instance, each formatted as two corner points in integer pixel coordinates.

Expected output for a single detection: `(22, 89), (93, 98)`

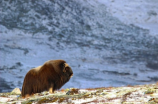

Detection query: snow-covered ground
(0, 0), (158, 92)
(98, 0), (158, 36)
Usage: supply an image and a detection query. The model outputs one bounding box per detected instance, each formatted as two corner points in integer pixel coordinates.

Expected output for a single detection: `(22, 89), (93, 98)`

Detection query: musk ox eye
(65, 67), (69, 71)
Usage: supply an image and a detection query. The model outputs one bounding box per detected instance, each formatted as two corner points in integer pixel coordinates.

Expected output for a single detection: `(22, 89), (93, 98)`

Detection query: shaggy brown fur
(22, 60), (73, 98)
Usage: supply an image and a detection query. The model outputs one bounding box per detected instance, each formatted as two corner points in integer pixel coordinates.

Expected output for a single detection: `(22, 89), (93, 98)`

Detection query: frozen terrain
(98, 0), (158, 36)
(0, 0), (158, 92)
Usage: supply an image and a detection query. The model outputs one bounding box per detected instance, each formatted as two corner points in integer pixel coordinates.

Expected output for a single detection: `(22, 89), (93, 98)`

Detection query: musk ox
(22, 60), (73, 97)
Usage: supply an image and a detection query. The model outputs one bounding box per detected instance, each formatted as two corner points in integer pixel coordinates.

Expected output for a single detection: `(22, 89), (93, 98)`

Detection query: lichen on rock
(1, 83), (158, 103)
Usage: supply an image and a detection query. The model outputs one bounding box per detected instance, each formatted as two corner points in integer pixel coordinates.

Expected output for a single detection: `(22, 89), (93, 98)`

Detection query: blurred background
(0, 0), (158, 93)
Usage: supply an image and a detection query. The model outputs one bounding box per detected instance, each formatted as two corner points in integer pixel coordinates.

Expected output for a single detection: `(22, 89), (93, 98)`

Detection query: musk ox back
(22, 60), (73, 98)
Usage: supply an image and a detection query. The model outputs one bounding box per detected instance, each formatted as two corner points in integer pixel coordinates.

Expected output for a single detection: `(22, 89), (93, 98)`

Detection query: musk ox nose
(69, 67), (73, 78)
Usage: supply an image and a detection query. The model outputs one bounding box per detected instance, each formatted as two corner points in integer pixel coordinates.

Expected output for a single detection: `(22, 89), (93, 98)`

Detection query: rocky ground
(0, 83), (158, 104)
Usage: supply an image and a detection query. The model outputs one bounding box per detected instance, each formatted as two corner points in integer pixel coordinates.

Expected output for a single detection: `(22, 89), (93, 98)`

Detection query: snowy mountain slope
(98, 0), (158, 36)
(0, 0), (158, 92)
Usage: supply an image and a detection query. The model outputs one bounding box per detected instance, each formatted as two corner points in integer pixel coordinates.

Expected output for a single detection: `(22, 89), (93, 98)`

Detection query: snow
(97, 0), (158, 36)
(0, 0), (158, 92)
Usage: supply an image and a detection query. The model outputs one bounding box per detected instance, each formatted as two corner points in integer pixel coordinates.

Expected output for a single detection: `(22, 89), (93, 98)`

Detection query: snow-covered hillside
(98, 0), (158, 36)
(0, 0), (158, 92)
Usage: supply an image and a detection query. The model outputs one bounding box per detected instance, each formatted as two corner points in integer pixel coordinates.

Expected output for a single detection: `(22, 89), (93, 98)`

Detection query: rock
(0, 83), (158, 103)
(11, 88), (21, 95)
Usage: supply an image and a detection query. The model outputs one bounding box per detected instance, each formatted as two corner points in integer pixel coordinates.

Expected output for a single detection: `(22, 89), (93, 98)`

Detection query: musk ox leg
(49, 83), (54, 93)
